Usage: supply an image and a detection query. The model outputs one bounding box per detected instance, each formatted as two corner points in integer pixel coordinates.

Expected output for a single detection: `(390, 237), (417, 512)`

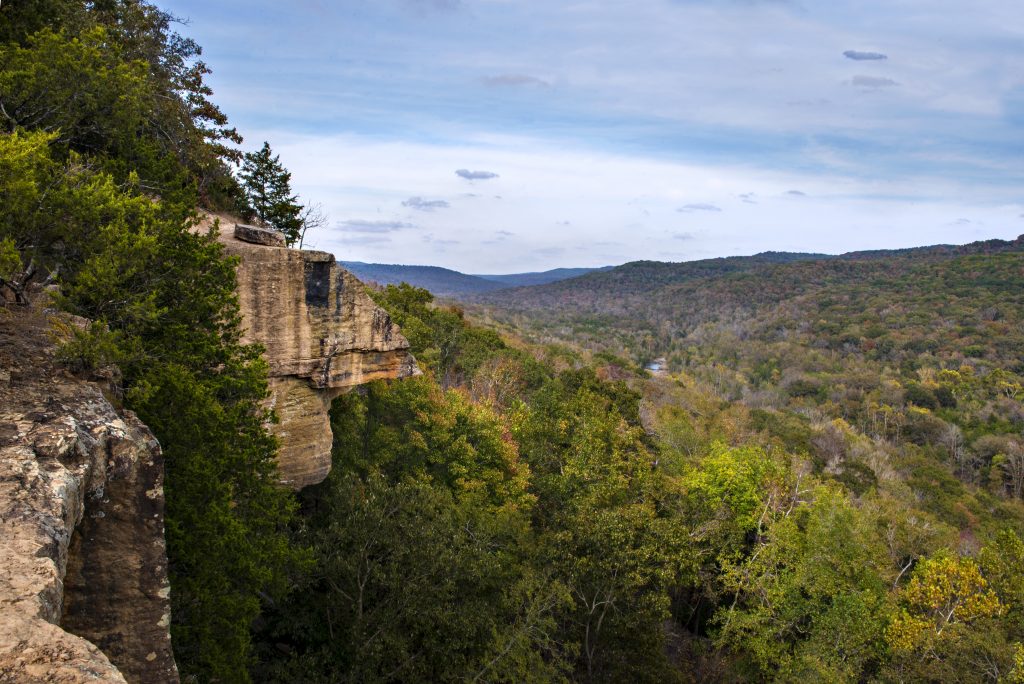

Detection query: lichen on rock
(0, 306), (177, 683)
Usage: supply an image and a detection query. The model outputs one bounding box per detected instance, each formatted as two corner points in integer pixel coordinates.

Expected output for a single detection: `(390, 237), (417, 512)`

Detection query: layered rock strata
(207, 214), (419, 488)
(0, 307), (176, 683)
(0, 216), (417, 682)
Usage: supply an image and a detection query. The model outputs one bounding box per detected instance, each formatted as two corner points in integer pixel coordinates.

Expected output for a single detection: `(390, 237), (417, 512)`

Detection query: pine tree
(238, 141), (304, 246)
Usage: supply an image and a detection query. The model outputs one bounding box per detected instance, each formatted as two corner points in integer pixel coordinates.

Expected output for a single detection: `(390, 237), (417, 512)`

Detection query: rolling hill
(340, 262), (609, 297)
(472, 266), (613, 287)
(468, 235), (1024, 363)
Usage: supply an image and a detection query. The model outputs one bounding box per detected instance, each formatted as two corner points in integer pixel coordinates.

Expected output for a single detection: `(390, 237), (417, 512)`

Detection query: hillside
(470, 235), (1024, 357)
(340, 261), (508, 297)
(473, 266), (612, 287)
(340, 261), (609, 297)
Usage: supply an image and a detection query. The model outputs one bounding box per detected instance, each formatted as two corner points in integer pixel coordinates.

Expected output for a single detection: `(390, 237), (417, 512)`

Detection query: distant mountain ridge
(339, 262), (610, 297)
(470, 235), (1024, 306)
(473, 266), (614, 287)
(342, 235), (1024, 301)
(466, 233), (1024, 357)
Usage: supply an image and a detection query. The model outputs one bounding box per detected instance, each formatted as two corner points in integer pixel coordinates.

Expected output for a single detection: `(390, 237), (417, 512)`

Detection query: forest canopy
(4, 1), (1024, 682)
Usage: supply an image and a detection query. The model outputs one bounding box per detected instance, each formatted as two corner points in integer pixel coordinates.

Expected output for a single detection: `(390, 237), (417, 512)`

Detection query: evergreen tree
(238, 141), (304, 246)
(0, 129), (303, 681)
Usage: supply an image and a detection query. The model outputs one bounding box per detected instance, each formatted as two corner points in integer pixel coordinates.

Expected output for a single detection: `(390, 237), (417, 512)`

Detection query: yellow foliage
(1008, 643), (1024, 683)
(886, 555), (1003, 652)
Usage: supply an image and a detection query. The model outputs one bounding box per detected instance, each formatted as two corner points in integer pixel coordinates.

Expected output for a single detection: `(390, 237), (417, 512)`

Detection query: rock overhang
(204, 213), (419, 488)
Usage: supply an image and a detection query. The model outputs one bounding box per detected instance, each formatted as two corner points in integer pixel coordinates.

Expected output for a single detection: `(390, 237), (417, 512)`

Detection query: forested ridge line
(5, 1), (1024, 681)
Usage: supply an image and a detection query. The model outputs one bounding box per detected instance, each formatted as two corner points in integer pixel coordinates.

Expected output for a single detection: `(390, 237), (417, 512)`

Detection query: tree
(0, 130), (302, 681)
(238, 141), (304, 246)
(886, 554), (1005, 678)
(0, 0), (244, 206)
(712, 485), (890, 681)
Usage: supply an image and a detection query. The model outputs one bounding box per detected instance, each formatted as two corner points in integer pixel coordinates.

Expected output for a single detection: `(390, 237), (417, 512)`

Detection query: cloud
(400, 0), (461, 12)
(339, 235), (392, 245)
(337, 219), (416, 233)
(786, 98), (831, 108)
(843, 50), (888, 61)
(496, 230), (515, 236)
(456, 169), (500, 180)
(851, 75), (899, 88)
(402, 196), (450, 211)
(673, 232), (696, 240)
(739, 192), (757, 204)
(557, 220), (571, 226)
(482, 74), (551, 88)
(422, 234), (460, 246)
(952, 218), (972, 225)
(786, 189), (807, 196)
(677, 203), (722, 212)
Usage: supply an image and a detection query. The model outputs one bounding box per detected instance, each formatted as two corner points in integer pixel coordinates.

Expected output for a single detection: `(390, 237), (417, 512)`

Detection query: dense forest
(4, 2), (1024, 682)
(463, 240), (1024, 679)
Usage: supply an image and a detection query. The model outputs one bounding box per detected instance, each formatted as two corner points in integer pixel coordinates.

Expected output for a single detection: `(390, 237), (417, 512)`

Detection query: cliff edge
(0, 305), (176, 683)
(203, 214), (419, 488)
(0, 216), (417, 683)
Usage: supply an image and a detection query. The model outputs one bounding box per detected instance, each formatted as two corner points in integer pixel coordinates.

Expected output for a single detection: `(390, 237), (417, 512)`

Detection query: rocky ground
(0, 303), (176, 683)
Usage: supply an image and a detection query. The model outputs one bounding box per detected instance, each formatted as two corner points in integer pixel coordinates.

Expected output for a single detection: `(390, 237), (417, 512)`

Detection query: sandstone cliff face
(0, 218), (416, 683)
(0, 307), (176, 684)
(207, 215), (419, 488)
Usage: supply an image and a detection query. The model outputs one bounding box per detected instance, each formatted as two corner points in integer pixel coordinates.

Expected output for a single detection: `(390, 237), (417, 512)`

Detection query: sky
(163, 0), (1024, 272)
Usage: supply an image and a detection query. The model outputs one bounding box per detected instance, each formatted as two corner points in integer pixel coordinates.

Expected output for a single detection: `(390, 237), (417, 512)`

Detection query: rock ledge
(204, 212), (419, 488)
(0, 306), (177, 683)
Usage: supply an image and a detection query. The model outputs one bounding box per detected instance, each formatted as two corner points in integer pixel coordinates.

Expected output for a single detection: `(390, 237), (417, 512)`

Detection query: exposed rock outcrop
(0, 306), (176, 683)
(0, 216), (417, 683)
(234, 223), (286, 247)
(205, 213), (419, 488)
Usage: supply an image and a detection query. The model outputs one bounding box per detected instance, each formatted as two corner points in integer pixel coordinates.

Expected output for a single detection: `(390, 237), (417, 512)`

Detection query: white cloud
(170, 0), (1024, 271)
(262, 130), (1024, 271)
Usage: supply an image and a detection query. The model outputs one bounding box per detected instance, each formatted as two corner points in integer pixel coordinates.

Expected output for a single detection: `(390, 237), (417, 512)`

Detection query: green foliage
(255, 471), (569, 683)
(715, 486), (890, 681)
(682, 443), (788, 554)
(0, 122), (298, 681)
(510, 368), (685, 682)
(331, 377), (533, 512)
(0, 1), (241, 204)
(371, 282), (548, 399)
(255, 374), (572, 682)
(0, 0), (89, 44)
(0, 236), (21, 281)
(237, 141), (304, 245)
(134, 360), (300, 680)
(905, 382), (940, 409)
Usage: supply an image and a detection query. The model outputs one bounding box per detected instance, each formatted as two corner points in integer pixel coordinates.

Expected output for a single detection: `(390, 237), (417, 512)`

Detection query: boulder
(233, 223), (286, 247)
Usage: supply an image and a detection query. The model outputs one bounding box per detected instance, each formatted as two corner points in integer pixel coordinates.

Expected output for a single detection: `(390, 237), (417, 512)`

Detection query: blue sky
(164, 0), (1024, 272)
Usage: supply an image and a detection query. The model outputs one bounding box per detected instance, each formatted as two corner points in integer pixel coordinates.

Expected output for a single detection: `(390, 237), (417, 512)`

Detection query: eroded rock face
(204, 214), (418, 488)
(0, 307), (177, 683)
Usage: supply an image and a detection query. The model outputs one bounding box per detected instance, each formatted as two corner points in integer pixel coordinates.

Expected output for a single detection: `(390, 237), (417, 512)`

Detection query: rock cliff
(206, 214), (419, 488)
(0, 306), (176, 683)
(0, 217), (416, 683)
